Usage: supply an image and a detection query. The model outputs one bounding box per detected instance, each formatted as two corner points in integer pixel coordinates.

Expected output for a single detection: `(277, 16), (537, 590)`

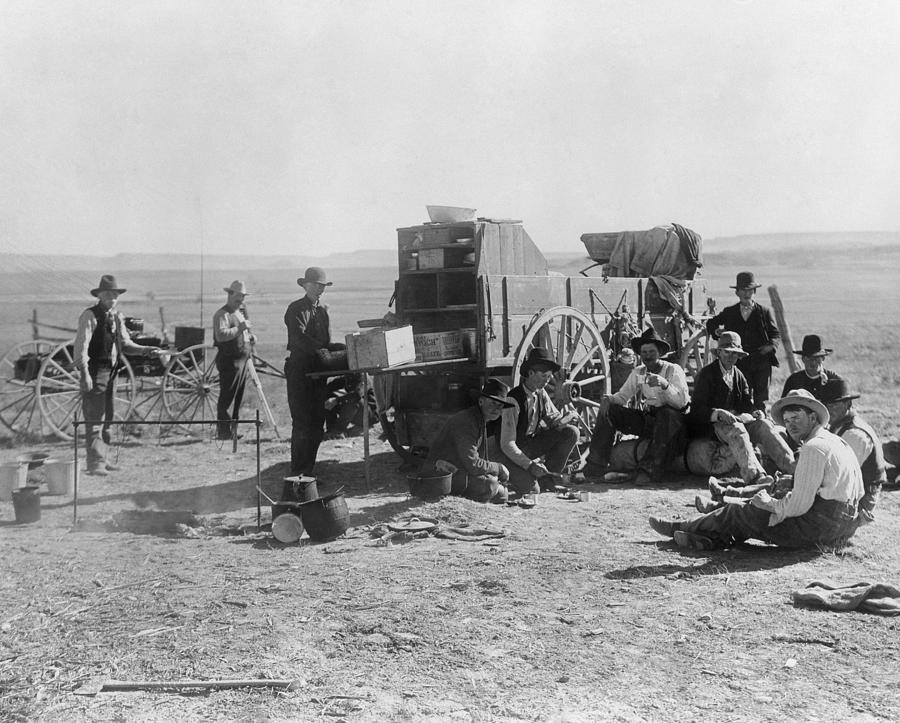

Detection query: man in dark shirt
(688, 332), (794, 486)
(706, 271), (780, 410)
(284, 267), (333, 476)
(781, 334), (842, 400)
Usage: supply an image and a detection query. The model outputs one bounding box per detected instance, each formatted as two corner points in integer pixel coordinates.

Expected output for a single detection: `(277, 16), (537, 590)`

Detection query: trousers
(712, 419), (794, 482)
(285, 354), (328, 474)
(215, 353), (250, 437)
(499, 425), (580, 494)
(680, 495), (860, 549)
(82, 361), (116, 470)
(588, 405), (686, 475)
(736, 358), (773, 410)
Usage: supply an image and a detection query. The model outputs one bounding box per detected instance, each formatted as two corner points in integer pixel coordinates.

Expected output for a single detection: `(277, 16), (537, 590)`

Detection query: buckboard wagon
(375, 218), (711, 470)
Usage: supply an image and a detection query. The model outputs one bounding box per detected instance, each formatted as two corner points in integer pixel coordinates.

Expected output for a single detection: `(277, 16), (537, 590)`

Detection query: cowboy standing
(821, 379), (886, 521)
(650, 389), (864, 550)
(687, 331), (794, 486)
(213, 280), (254, 440)
(498, 347), (580, 495)
(284, 267), (332, 475)
(782, 334), (842, 400)
(420, 378), (512, 504)
(706, 271), (780, 409)
(74, 275), (162, 475)
(583, 327), (690, 486)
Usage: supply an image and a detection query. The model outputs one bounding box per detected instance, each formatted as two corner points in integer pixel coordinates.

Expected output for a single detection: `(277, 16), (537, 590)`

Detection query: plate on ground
(388, 519), (437, 533)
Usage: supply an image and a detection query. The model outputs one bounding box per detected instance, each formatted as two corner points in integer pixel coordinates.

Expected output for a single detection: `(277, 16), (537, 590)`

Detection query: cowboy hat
(819, 378), (860, 404)
(223, 280), (250, 295)
(90, 274), (126, 297)
(630, 326), (671, 355)
(730, 271), (761, 290)
(479, 378), (515, 408)
(297, 267), (333, 287)
(793, 334), (832, 357)
(714, 331), (748, 356)
(520, 347), (561, 374)
(771, 389), (829, 426)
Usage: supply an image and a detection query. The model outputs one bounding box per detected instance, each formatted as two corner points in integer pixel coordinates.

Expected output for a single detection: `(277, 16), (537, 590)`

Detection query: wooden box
(414, 331), (463, 361)
(417, 248), (446, 269)
(346, 326), (415, 370)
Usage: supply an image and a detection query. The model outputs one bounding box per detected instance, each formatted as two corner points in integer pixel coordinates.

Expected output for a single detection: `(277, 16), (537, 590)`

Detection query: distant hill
(1, 231), (897, 274)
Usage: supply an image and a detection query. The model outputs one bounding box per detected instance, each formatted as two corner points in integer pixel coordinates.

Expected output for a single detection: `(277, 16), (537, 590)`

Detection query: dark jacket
(284, 296), (330, 358)
(706, 302), (780, 369)
(782, 369), (842, 400)
(687, 361), (755, 438)
(423, 406), (504, 479)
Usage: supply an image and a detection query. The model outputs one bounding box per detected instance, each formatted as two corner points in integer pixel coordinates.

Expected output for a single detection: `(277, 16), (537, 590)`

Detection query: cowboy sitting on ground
(650, 389), (864, 551)
(821, 378), (886, 522)
(687, 331), (794, 489)
(419, 378), (512, 504)
(497, 347), (580, 496)
(583, 326), (689, 486)
(782, 334), (842, 401)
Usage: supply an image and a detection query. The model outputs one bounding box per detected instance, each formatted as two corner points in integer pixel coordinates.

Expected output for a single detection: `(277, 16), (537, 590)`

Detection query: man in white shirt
(650, 389), (864, 550)
(821, 379), (885, 522)
(498, 348), (579, 495)
(584, 327), (689, 486)
(213, 280), (255, 441)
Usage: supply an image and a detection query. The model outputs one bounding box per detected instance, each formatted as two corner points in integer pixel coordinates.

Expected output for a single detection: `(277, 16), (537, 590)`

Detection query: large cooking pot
(407, 472), (452, 501)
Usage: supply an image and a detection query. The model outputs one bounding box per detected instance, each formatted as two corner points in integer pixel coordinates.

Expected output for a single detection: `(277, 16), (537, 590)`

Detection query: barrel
(299, 493), (350, 541)
(174, 326), (205, 351)
(12, 485), (41, 524)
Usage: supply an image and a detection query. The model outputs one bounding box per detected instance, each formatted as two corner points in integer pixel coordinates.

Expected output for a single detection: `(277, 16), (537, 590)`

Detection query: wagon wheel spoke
(0, 340), (57, 438)
(162, 344), (219, 434)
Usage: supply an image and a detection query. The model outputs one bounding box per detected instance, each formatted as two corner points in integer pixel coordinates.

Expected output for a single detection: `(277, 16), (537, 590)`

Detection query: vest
(214, 307), (247, 359)
(833, 412), (886, 490)
(508, 385), (543, 439)
(87, 304), (116, 364)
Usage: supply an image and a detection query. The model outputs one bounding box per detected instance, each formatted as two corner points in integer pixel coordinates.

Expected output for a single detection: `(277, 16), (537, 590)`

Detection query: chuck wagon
(376, 215), (711, 469)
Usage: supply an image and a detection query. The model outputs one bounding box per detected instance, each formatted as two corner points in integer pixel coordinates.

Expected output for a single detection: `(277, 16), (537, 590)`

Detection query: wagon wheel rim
(678, 329), (712, 393)
(0, 340), (57, 439)
(37, 342), (137, 441)
(161, 344), (219, 429)
(512, 306), (610, 472)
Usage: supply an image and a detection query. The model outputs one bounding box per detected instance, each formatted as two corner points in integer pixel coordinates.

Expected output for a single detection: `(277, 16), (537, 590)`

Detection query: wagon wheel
(161, 343), (219, 429)
(0, 340), (57, 438)
(512, 306), (611, 471)
(678, 329), (712, 392)
(37, 341), (137, 441)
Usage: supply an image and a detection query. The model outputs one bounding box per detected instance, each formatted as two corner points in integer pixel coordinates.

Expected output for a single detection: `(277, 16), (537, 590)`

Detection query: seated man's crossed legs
(501, 424), (579, 495)
(585, 405), (686, 483)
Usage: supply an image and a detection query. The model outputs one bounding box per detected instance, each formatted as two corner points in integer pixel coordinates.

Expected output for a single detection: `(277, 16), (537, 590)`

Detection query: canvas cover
(582, 223), (703, 280)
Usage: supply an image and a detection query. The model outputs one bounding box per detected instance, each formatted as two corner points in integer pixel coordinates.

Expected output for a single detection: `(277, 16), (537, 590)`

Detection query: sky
(1, 0), (898, 258)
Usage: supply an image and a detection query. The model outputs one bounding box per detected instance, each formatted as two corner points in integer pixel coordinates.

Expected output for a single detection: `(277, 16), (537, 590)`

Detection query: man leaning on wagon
(687, 331), (794, 487)
(74, 275), (162, 476)
(583, 327), (690, 486)
(650, 389), (864, 551)
(706, 271), (780, 410)
(498, 347), (580, 496)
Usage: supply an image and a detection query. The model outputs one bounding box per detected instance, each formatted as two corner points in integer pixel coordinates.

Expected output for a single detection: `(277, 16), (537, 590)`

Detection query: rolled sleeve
(499, 402), (532, 469)
(767, 444), (827, 524)
(73, 309), (95, 371)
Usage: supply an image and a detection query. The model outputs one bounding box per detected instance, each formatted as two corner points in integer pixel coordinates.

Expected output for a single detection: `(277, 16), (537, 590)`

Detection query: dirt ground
(1, 423), (899, 723)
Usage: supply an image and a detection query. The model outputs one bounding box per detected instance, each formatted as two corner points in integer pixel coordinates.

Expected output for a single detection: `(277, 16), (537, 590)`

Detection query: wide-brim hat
(479, 378), (515, 408)
(730, 271), (761, 290)
(90, 274), (126, 297)
(819, 378), (860, 404)
(224, 280), (250, 295)
(521, 346), (561, 373)
(771, 389), (829, 426)
(630, 326), (671, 356)
(297, 266), (333, 287)
(715, 330), (748, 357)
(793, 334), (832, 357)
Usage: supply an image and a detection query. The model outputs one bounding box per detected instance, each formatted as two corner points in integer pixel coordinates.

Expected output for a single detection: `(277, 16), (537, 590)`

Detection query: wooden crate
(346, 326), (415, 370)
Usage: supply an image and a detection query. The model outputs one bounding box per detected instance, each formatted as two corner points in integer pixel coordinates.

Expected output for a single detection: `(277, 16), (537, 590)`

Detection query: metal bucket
(0, 462), (28, 502)
(43, 459), (76, 496)
(299, 493), (350, 541)
(12, 485), (41, 524)
(407, 472), (453, 501)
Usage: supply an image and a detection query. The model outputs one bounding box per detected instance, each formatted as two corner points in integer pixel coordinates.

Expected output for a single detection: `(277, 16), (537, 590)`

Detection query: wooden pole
(362, 373), (371, 490)
(767, 285), (800, 374)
